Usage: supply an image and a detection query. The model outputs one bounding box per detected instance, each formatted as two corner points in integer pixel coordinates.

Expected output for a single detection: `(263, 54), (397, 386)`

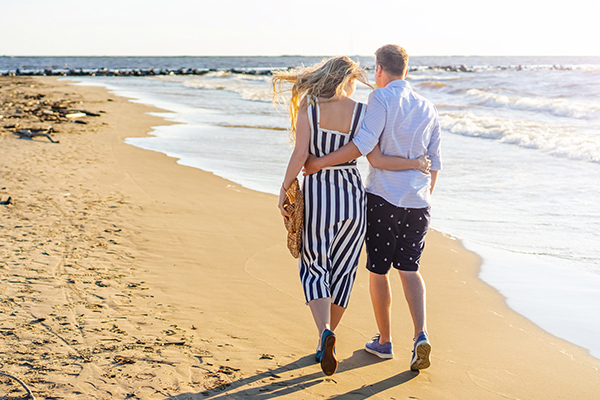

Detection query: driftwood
(13, 129), (59, 143)
(78, 110), (101, 117)
(0, 370), (36, 399)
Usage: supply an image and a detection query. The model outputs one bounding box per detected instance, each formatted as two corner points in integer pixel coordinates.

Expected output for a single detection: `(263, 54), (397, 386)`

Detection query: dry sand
(1, 77), (599, 399)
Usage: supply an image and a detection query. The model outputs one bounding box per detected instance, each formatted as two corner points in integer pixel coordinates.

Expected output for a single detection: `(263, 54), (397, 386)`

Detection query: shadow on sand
(166, 349), (419, 399)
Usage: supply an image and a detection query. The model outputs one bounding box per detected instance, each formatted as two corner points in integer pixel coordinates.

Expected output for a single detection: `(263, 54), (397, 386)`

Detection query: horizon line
(3, 54), (600, 58)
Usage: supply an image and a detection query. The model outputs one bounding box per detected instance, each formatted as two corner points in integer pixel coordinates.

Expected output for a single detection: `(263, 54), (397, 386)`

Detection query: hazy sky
(2, 0), (599, 56)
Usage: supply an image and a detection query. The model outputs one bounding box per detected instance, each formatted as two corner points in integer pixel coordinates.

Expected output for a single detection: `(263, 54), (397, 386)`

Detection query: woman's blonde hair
(272, 56), (370, 141)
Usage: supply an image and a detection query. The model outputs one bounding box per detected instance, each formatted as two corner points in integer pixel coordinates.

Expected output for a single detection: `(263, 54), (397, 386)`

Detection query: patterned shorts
(365, 193), (430, 274)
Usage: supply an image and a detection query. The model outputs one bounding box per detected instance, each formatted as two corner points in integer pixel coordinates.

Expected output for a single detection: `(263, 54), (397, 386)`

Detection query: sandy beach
(1, 76), (600, 399)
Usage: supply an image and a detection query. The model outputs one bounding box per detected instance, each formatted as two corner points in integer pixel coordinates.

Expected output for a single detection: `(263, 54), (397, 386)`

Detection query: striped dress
(300, 99), (367, 308)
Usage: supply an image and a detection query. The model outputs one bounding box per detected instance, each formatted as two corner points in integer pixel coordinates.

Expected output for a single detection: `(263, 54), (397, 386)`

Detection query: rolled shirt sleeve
(352, 91), (386, 156)
(427, 116), (442, 171)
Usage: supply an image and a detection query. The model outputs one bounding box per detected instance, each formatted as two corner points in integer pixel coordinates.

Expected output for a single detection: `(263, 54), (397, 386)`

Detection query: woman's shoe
(320, 329), (337, 376)
(315, 349), (323, 362)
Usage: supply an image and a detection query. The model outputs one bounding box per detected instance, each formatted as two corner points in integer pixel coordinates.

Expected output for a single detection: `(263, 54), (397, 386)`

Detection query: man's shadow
(165, 349), (419, 399)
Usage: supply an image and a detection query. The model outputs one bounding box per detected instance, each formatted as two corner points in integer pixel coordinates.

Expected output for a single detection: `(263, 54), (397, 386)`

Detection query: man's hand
(417, 155), (431, 174)
(303, 154), (323, 176)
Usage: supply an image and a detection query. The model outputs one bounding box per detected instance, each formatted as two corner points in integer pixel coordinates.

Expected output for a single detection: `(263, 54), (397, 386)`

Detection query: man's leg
(398, 270), (427, 338)
(399, 269), (431, 370)
(364, 193), (398, 358)
(369, 271), (392, 344)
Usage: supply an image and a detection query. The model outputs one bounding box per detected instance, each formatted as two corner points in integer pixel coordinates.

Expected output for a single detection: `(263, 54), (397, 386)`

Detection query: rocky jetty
(1, 67), (276, 77)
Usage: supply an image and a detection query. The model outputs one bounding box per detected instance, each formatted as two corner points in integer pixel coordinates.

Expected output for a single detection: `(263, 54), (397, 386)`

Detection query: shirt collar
(386, 79), (412, 90)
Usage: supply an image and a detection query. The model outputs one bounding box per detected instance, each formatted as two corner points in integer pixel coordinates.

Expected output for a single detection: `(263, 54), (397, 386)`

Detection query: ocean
(3, 55), (599, 359)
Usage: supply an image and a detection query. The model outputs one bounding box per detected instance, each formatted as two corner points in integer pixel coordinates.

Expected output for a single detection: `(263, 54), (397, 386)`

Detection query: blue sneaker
(410, 331), (431, 371)
(364, 333), (394, 359)
(315, 349), (323, 363)
(320, 329), (337, 376)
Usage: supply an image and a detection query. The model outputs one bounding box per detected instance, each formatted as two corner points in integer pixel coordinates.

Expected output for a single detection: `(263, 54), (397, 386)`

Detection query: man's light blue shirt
(353, 80), (442, 208)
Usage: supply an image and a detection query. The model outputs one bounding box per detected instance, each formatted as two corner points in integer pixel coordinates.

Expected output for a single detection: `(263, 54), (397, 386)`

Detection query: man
(304, 44), (441, 370)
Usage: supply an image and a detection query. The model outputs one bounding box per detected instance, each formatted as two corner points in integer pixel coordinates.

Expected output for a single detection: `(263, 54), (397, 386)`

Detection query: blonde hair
(272, 56), (370, 141)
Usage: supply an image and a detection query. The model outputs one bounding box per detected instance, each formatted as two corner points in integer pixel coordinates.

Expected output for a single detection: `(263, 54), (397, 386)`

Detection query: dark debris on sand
(0, 77), (104, 143)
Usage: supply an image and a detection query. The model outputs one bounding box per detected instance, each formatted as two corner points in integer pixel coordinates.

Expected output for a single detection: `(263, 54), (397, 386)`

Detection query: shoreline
(65, 75), (600, 363)
(2, 76), (600, 399)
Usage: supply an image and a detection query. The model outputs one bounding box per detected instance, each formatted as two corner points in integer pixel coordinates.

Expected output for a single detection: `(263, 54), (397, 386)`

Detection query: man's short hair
(375, 45), (409, 77)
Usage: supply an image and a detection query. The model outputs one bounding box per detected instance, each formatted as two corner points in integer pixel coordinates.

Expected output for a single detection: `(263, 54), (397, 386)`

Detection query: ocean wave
(465, 89), (600, 120)
(418, 80), (448, 89)
(439, 112), (600, 163)
(179, 73), (273, 102)
(217, 123), (286, 131)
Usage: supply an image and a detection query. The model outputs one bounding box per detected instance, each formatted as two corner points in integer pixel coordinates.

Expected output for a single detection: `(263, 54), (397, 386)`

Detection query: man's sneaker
(410, 331), (431, 371)
(364, 333), (394, 359)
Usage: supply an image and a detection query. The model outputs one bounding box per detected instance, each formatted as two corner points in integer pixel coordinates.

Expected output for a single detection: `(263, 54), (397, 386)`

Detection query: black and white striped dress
(299, 99), (367, 308)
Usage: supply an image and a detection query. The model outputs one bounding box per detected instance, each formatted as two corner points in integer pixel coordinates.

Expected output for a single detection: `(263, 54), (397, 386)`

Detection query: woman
(272, 57), (428, 376)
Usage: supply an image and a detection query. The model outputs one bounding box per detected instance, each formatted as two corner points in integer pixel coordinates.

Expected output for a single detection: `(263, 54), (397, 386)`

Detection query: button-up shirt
(353, 79), (442, 208)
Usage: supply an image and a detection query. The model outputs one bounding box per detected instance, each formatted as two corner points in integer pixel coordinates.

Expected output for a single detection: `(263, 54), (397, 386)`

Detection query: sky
(1, 0), (599, 57)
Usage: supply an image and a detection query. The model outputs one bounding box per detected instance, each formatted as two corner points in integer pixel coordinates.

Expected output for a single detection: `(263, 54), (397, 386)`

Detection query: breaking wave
(465, 89), (600, 120)
(439, 112), (600, 163)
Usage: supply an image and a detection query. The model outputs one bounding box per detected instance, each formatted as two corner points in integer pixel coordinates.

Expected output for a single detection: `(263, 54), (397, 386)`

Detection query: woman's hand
(279, 187), (290, 218)
(417, 155), (431, 174)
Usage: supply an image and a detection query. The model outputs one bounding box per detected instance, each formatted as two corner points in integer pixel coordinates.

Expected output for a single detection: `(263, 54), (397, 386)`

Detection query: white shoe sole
(364, 345), (394, 359)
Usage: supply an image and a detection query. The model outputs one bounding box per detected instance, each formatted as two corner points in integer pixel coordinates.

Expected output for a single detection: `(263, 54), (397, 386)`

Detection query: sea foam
(465, 89), (600, 120)
(439, 112), (600, 163)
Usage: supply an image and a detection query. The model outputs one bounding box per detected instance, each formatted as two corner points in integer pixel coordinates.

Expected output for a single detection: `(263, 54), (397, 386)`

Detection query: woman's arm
(366, 145), (431, 173)
(279, 101), (310, 217)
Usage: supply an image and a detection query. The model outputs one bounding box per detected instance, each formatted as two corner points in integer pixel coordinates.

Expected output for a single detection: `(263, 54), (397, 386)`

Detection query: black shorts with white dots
(365, 193), (430, 274)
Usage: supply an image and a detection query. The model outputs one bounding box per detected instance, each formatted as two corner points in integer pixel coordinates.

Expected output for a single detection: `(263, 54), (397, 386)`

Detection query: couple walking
(273, 44), (442, 376)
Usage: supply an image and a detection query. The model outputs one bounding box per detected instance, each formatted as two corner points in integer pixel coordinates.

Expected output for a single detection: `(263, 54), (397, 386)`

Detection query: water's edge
(63, 77), (600, 361)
